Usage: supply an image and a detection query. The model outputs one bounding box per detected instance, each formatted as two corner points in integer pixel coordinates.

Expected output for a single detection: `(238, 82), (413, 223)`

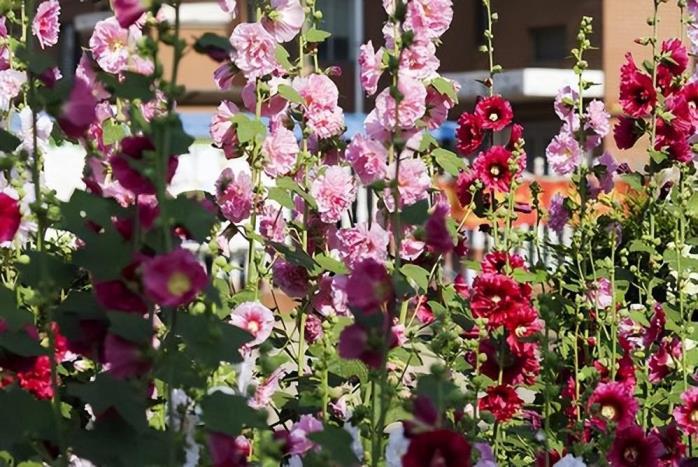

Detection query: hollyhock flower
(94, 280), (147, 314)
(241, 78), (288, 117)
(470, 273), (523, 327)
(653, 423), (686, 466)
(272, 259), (310, 298)
(552, 455), (586, 467)
(58, 78), (98, 139)
(32, 0), (60, 49)
(230, 302), (275, 347)
(313, 275), (349, 317)
(75, 54), (110, 101)
(89, 18), (131, 74)
(359, 41), (383, 96)
(593, 151), (618, 194)
(425, 201), (454, 254)
(345, 134), (388, 185)
(113, 0), (149, 28)
(307, 106), (345, 139)
(613, 117), (642, 150)
(0, 17), (9, 71)
(424, 82), (458, 130)
(346, 259), (394, 313)
(404, 0), (454, 40)
(214, 59), (236, 90)
(456, 113), (485, 155)
(619, 53), (656, 118)
(335, 223), (389, 270)
(587, 382), (638, 429)
(546, 130), (582, 176)
(229, 23), (279, 79)
(309, 166), (357, 224)
(644, 303), (666, 347)
(385, 157), (430, 210)
(210, 101), (240, 159)
(414, 299), (434, 324)
(0, 69), (26, 111)
(289, 415), (323, 455)
(259, 201), (286, 243)
(217, 0), (238, 16)
(659, 38), (688, 78)
(554, 85), (580, 129)
(249, 367), (286, 410)
(587, 278), (613, 309)
(607, 425), (661, 467)
(103, 334), (151, 379)
(474, 340), (541, 386)
(338, 323), (387, 369)
(304, 314), (324, 344)
(215, 168), (253, 223)
(141, 249), (208, 308)
(400, 39), (440, 81)
(505, 305), (543, 350)
(473, 146), (517, 193)
(648, 337), (681, 383)
(402, 430), (471, 467)
(18, 106), (53, 155)
(482, 251), (527, 275)
(674, 387), (698, 436)
(111, 136), (178, 196)
(262, 126), (298, 177)
(585, 100), (610, 137)
(294, 74), (339, 109)
(473, 443), (496, 467)
(454, 273), (469, 298)
(479, 384), (523, 422)
(262, 0), (304, 43)
(548, 193), (569, 235)
(0, 193), (21, 245)
(207, 433), (250, 467)
(475, 95), (513, 132)
(455, 170), (478, 207)
(375, 75), (427, 130)
(16, 355), (53, 399)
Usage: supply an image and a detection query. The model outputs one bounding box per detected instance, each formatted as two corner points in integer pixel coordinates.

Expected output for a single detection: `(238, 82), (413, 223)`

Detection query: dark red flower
(455, 113), (485, 154)
(643, 303), (666, 347)
(470, 273), (524, 327)
(607, 425), (661, 467)
(619, 53), (657, 118)
(613, 117), (643, 150)
(338, 318), (400, 370)
(481, 251), (527, 275)
(103, 334), (152, 380)
(506, 123), (524, 151)
(479, 384), (523, 422)
(473, 146), (517, 193)
(648, 337), (681, 383)
(673, 387), (698, 436)
(17, 355), (53, 399)
(652, 423), (686, 466)
(659, 38), (688, 77)
(110, 136), (179, 196)
(0, 192), (21, 244)
(475, 95), (513, 131)
(415, 299), (435, 325)
(425, 201), (454, 254)
(587, 381), (639, 430)
(454, 274), (469, 298)
(681, 81), (698, 126)
(402, 429), (472, 467)
(504, 304), (543, 351)
(207, 432), (251, 467)
(473, 340), (540, 386)
(455, 170), (478, 207)
(93, 280), (148, 314)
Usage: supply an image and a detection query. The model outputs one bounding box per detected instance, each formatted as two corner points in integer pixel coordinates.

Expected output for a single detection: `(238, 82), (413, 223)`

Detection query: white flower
(385, 423), (409, 467)
(553, 454), (587, 467)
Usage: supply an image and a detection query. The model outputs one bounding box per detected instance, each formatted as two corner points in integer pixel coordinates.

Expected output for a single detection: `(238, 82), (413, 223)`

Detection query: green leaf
(73, 230), (132, 281)
(314, 254), (348, 275)
(275, 45), (294, 71)
(102, 120), (127, 146)
(512, 268), (547, 284)
(60, 190), (124, 238)
(687, 192), (698, 218)
(309, 426), (360, 466)
(649, 149), (667, 164)
(270, 242), (316, 270)
(0, 128), (20, 153)
(0, 387), (54, 450)
(267, 186), (295, 210)
(0, 286), (32, 331)
(167, 194), (217, 242)
(108, 312), (151, 344)
(628, 239), (654, 254)
(400, 264), (430, 291)
(17, 251), (78, 290)
(176, 312), (253, 366)
(107, 72), (155, 101)
(231, 114), (267, 144)
(193, 32), (232, 55)
(152, 115), (195, 155)
(277, 176), (317, 208)
(621, 173), (643, 191)
(432, 148), (464, 176)
(277, 83), (303, 104)
(431, 77), (458, 102)
(400, 199), (429, 225)
(305, 28), (332, 43)
(200, 392), (266, 436)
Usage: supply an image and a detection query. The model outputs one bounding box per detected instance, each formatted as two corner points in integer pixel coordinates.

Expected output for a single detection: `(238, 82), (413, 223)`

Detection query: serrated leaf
(314, 254), (348, 275)
(432, 148), (464, 176)
(277, 83), (303, 104)
(431, 77), (458, 102)
(306, 28), (331, 42)
(400, 264), (430, 291)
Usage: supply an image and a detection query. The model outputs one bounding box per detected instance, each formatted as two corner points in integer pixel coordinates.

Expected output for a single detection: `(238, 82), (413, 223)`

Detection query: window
(317, 0), (353, 62)
(530, 26), (567, 63)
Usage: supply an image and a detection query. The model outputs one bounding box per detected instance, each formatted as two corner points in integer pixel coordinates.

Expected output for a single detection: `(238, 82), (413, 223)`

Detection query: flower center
(247, 319), (260, 336)
(490, 165), (501, 177)
(167, 272), (191, 297)
(515, 325), (527, 337)
(691, 409), (698, 423)
(623, 446), (639, 463)
(489, 112), (499, 122)
(491, 295), (502, 304)
(601, 404), (617, 421)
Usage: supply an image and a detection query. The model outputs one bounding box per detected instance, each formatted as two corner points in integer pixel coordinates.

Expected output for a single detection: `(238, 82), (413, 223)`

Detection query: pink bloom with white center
(0, 70), (26, 111)
(59, 78), (97, 139)
(259, 201), (286, 243)
(335, 223), (390, 270)
(587, 277), (613, 309)
(210, 101), (240, 159)
(547, 193), (569, 235)
(229, 22), (279, 80)
(215, 168), (253, 223)
(262, 0), (304, 43)
(230, 302), (275, 347)
(404, 0), (453, 40)
(674, 387), (698, 436)
(89, 18), (131, 74)
(345, 134), (388, 185)
(142, 249), (208, 308)
(217, 0), (237, 16)
(249, 367), (286, 409)
(375, 75), (427, 130)
(384, 158), (431, 210)
(310, 166), (357, 223)
(0, 17), (9, 71)
(113, 0), (149, 28)
(546, 130), (583, 176)
(359, 41), (383, 96)
(307, 106), (345, 139)
(262, 126), (299, 177)
(289, 415), (323, 455)
(32, 0), (60, 49)
(585, 99), (610, 137)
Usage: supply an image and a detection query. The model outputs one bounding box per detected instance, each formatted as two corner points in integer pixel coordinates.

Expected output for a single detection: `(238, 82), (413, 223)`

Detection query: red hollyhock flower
(673, 386), (698, 436)
(562, 376), (578, 420)
(456, 113), (485, 155)
(455, 170), (478, 207)
(17, 355), (53, 399)
(504, 304), (543, 351)
(607, 425), (661, 467)
(652, 423), (686, 466)
(473, 146), (518, 193)
(94, 280), (148, 314)
(481, 251), (527, 274)
(656, 38), (688, 95)
(0, 192), (21, 244)
(470, 273), (524, 327)
(475, 95), (513, 131)
(587, 381), (639, 430)
(535, 450), (562, 467)
(402, 429), (472, 467)
(110, 136), (179, 196)
(506, 123), (524, 151)
(619, 53), (657, 118)
(473, 340), (541, 386)
(479, 384), (523, 422)
(104, 334), (152, 380)
(593, 352), (637, 391)
(648, 337), (681, 383)
(454, 273), (469, 298)
(613, 117), (643, 150)
(644, 303), (666, 347)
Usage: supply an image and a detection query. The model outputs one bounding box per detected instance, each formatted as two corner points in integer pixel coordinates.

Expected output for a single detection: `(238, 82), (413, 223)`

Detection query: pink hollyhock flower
(593, 151), (618, 194)
(614, 117), (642, 150)
(262, 0), (304, 43)
(58, 78), (97, 139)
(229, 22), (279, 80)
(375, 74), (427, 130)
(215, 168), (253, 223)
(104, 334), (152, 379)
(402, 430), (471, 467)
(587, 277), (613, 309)
(619, 53), (656, 118)
(346, 259), (394, 313)
(272, 259), (310, 298)
(241, 78), (288, 117)
(673, 387), (698, 436)
(113, 0), (149, 28)
(0, 17), (10, 71)
(230, 302), (275, 347)
(334, 223), (389, 270)
(414, 299), (434, 324)
(213, 59), (236, 90)
(424, 82), (458, 130)
(312, 275), (349, 317)
(585, 99), (610, 137)
(141, 249), (208, 308)
(400, 39), (440, 81)
(32, 0), (60, 49)
(648, 337), (682, 383)
(425, 201), (454, 254)
(0, 69), (26, 111)
(294, 73), (339, 109)
(475, 95), (513, 132)
(479, 384), (523, 422)
(259, 201), (286, 243)
(89, 18), (131, 74)
(588, 382), (638, 430)
(0, 193), (21, 245)
(289, 415), (323, 455)
(345, 134), (388, 185)
(94, 280), (147, 314)
(644, 303), (666, 347)
(309, 166), (357, 224)
(304, 314), (324, 344)
(548, 193), (569, 235)
(554, 85), (579, 128)
(217, 0), (238, 16)
(110, 136), (178, 196)
(210, 101), (240, 159)
(249, 367), (286, 410)
(263, 126), (299, 177)
(473, 145), (518, 192)
(607, 425), (661, 467)
(75, 53), (110, 101)
(659, 38), (688, 78)
(384, 157), (430, 210)
(207, 433), (251, 467)
(404, 0), (453, 40)
(307, 106), (345, 139)
(338, 322), (386, 369)
(546, 130), (582, 176)
(359, 41), (383, 96)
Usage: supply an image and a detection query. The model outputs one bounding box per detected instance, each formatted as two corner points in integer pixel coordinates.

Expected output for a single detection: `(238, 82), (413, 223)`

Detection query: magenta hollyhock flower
(75, 53), (110, 101)
(288, 415), (323, 455)
(94, 280), (147, 314)
(587, 277), (613, 309)
(230, 302), (275, 347)
(338, 322), (384, 368)
(210, 100), (240, 159)
(0, 192), (21, 244)
(402, 430), (471, 467)
(585, 99), (610, 137)
(262, 126), (299, 177)
(455, 170), (478, 207)
(479, 384), (523, 422)
(404, 0), (453, 40)
(588, 382), (639, 430)
(473, 145), (517, 193)
(546, 130), (582, 176)
(304, 314), (324, 344)
(113, 0), (149, 28)
(309, 166), (357, 224)
(659, 38), (688, 78)
(261, 0), (304, 43)
(0, 69), (26, 112)
(213, 59), (236, 90)
(32, 0), (60, 49)
(0, 17), (10, 71)
(359, 41), (383, 96)
(475, 95), (514, 132)
(334, 222), (389, 270)
(673, 387), (698, 436)
(89, 17), (131, 74)
(104, 334), (152, 379)
(613, 117), (642, 150)
(58, 78), (97, 139)
(481, 251), (527, 275)
(385, 157), (430, 210)
(215, 168), (253, 223)
(141, 249), (208, 308)
(217, 0), (238, 16)
(110, 136), (178, 196)
(345, 134), (388, 185)
(375, 74), (427, 130)
(229, 22), (279, 80)
(259, 201), (286, 243)
(207, 433), (251, 467)
(272, 259), (310, 298)
(475, 340), (541, 386)
(619, 53), (656, 118)
(548, 193), (569, 235)
(346, 259), (394, 313)
(648, 337), (682, 383)
(425, 201), (454, 254)
(607, 425), (661, 467)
